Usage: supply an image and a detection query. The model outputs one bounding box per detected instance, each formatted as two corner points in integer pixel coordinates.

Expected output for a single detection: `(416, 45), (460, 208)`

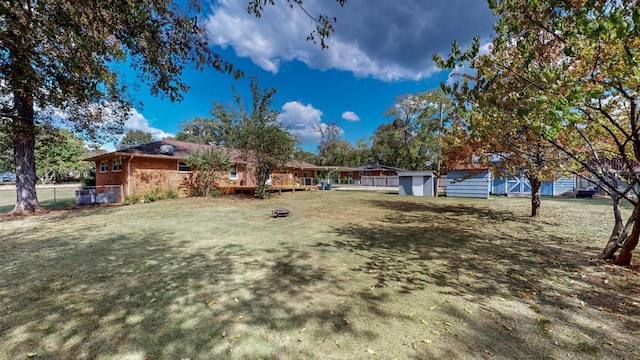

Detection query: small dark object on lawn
(272, 209), (290, 218)
(576, 188), (597, 198)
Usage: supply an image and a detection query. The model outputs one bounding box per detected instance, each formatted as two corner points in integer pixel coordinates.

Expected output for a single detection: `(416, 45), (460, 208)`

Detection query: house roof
(452, 164), (491, 171)
(286, 160), (322, 169)
(356, 163), (404, 172)
(84, 139), (247, 163)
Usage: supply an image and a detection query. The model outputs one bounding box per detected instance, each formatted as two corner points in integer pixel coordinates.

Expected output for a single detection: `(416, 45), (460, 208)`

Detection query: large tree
(371, 89), (450, 171)
(436, 0), (640, 264)
(1, 0), (344, 214)
(185, 78), (296, 198)
(176, 116), (219, 144)
(436, 58), (568, 217)
(118, 130), (153, 149)
(34, 127), (88, 184)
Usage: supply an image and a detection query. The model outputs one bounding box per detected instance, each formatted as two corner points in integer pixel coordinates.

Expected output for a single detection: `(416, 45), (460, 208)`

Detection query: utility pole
(435, 99), (443, 198)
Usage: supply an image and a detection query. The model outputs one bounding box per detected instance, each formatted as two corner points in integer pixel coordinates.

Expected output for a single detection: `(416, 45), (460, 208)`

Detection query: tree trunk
(615, 203), (640, 266)
(601, 193), (626, 260)
(10, 90), (43, 214)
(530, 176), (541, 217)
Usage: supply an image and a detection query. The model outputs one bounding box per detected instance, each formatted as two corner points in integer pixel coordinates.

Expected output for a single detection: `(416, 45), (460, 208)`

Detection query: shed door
(507, 176), (531, 194)
(412, 176), (424, 196)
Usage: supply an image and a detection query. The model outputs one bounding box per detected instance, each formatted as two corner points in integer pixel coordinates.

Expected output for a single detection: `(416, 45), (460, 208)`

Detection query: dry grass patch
(1, 192), (639, 359)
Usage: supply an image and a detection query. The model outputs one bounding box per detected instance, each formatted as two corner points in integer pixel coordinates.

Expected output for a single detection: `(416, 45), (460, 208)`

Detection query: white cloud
(205, 0), (495, 81)
(125, 109), (174, 140)
(341, 111), (360, 121)
(277, 101), (343, 144)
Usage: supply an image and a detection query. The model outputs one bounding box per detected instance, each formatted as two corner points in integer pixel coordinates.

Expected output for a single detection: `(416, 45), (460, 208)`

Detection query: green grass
(1, 191), (639, 359)
(0, 184), (79, 213)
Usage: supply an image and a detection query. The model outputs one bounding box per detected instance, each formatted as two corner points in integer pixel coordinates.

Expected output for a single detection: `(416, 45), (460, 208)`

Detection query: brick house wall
(94, 155), (253, 197)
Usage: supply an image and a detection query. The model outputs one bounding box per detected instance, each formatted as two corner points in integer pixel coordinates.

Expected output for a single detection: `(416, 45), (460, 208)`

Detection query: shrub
(166, 189), (179, 199)
(124, 194), (143, 205)
(152, 187), (166, 201)
(254, 185), (271, 199)
(81, 168), (96, 186)
(143, 192), (156, 203)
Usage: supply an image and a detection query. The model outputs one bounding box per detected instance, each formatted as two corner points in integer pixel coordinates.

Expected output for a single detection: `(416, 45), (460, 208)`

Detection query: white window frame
(112, 158), (122, 172)
(178, 161), (192, 172)
(230, 165), (238, 180)
(99, 160), (109, 173)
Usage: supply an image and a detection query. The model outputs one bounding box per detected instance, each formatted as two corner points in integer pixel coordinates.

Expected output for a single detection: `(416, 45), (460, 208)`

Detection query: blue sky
(116, 0), (496, 152)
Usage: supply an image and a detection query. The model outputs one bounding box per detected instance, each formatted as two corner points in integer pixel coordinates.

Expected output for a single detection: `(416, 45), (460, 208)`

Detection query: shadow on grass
(318, 198), (640, 359)
(0, 226), (375, 359)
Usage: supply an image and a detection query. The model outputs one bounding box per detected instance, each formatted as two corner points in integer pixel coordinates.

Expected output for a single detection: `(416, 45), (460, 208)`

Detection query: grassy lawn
(1, 191), (639, 359)
(0, 185), (79, 213)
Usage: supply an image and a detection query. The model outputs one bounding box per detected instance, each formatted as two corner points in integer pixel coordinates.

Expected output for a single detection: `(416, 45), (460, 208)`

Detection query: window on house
(359, 171), (364, 177)
(230, 166), (238, 180)
(348, 171), (353, 178)
(99, 160), (109, 173)
(294, 171), (298, 177)
(112, 158), (122, 172)
(178, 161), (192, 172)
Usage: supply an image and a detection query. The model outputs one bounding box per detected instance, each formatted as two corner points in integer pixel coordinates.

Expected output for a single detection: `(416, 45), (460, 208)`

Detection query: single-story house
(84, 140), (251, 198)
(329, 164), (402, 185)
(354, 164), (402, 178)
(85, 139), (324, 198)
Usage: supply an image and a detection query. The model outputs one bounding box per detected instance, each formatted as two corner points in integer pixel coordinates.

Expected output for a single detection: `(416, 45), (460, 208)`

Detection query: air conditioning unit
(159, 144), (174, 155)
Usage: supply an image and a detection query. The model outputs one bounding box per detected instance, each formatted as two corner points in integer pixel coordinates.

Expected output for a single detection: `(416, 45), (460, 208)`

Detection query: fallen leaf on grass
(408, 312), (416, 318)
(366, 348), (376, 355)
(443, 322), (453, 327)
(429, 305), (437, 310)
(420, 319), (428, 325)
(207, 300), (216, 307)
(421, 338), (432, 344)
(300, 328), (307, 334)
(501, 324), (513, 331)
(431, 330), (440, 335)
(27, 353), (37, 358)
(464, 308), (472, 314)
(484, 349), (494, 356)
(335, 340), (341, 347)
